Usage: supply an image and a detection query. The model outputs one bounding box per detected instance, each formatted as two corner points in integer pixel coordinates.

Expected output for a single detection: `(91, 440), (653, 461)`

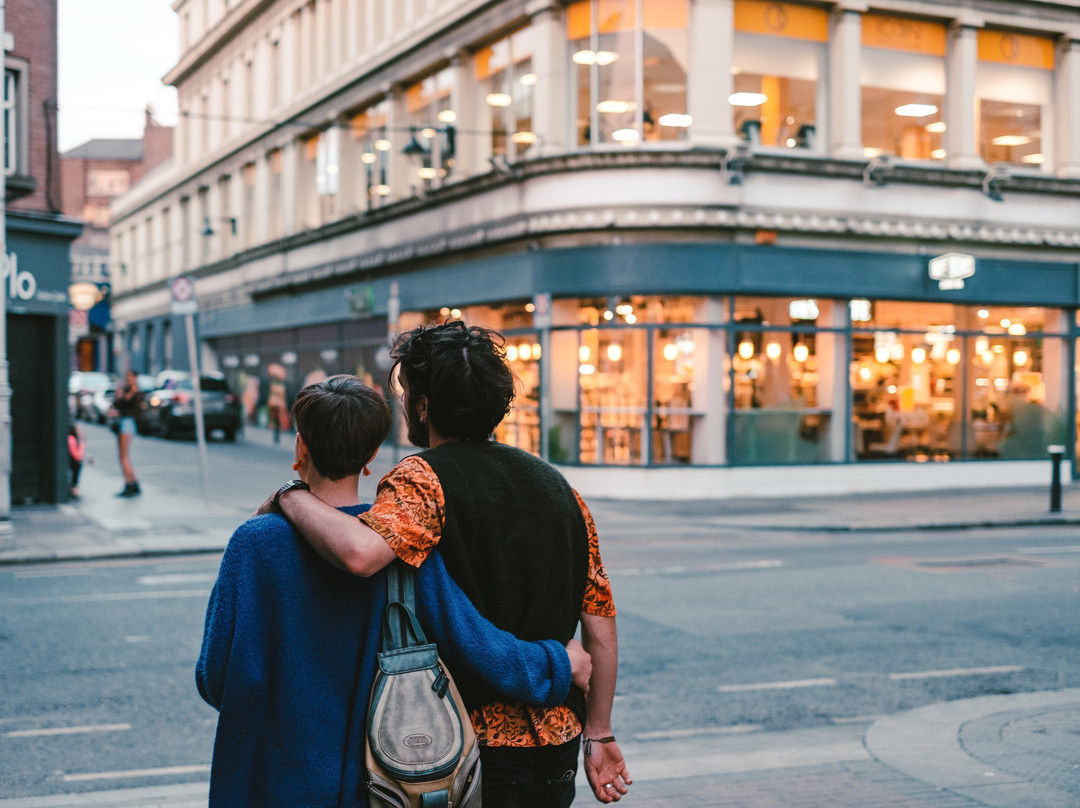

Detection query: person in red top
(261, 320), (631, 807)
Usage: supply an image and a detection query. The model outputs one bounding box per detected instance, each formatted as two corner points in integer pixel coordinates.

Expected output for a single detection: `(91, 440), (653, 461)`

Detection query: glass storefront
(434, 295), (1073, 469)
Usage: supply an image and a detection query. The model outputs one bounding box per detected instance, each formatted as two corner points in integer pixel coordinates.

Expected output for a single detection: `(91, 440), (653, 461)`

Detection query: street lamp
(201, 216), (237, 238)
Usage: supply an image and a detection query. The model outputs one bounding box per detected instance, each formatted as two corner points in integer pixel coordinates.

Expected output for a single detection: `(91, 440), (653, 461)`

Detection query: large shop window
(731, 297), (841, 466)
(567, 0), (690, 147)
(476, 27), (537, 161)
(351, 101), (392, 207)
(404, 68), (456, 192)
(976, 30), (1053, 170)
(851, 302), (1067, 462)
(860, 14), (946, 161)
(732, 1), (826, 150)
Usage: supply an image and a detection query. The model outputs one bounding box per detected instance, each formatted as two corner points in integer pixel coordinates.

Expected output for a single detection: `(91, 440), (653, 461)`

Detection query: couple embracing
(198, 320), (631, 807)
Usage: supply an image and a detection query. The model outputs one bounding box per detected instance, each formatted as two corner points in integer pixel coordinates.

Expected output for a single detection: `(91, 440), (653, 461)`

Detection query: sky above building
(57, 0), (179, 153)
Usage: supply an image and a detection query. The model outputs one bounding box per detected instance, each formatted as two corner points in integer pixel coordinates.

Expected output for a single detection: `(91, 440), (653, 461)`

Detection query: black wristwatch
(273, 479), (310, 511)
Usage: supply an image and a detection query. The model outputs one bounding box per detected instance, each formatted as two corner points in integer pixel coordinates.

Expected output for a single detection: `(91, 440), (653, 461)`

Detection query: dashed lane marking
(718, 678), (838, 693)
(4, 724), (131, 739)
(61, 764), (208, 782)
(619, 560), (783, 576)
(887, 665), (1025, 680)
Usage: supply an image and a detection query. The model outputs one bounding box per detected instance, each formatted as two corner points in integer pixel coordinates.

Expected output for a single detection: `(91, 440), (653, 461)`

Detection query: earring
(362, 467), (371, 477)
(292, 460), (301, 471)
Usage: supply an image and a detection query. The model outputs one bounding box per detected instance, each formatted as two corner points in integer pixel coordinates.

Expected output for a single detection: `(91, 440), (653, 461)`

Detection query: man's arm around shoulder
(255, 488), (396, 576)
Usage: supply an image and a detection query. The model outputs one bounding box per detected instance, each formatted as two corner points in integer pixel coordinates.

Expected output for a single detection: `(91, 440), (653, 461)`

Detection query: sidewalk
(3, 428), (1080, 807)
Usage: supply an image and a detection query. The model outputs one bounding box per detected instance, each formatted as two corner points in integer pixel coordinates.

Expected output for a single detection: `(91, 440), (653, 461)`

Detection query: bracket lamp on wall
(202, 216), (237, 237)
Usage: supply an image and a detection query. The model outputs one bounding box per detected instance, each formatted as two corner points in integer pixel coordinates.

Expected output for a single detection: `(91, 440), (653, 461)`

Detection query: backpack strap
(382, 560), (427, 652)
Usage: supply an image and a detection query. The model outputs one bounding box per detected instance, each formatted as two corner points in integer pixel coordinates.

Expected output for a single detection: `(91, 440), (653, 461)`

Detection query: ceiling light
(911, 347), (927, 364)
(1013, 349), (1029, 366)
(992, 135), (1031, 146)
(766, 342), (782, 360)
(930, 149), (947, 159)
(607, 343), (623, 362)
(486, 93), (513, 107)
(595, 51), (618, 65)
(417, 167), (437, 179)
(663, 343), (678, 362)
(925, 121), (947, 133)
(374, 139), (392, 151)
(572, 50), (597, 65)
(612, 128), (640, 143)
(946, 348), (961, 365)
(738, 340), (755, 360)
(579, 345), (591, 363)
(597, 100), (635, 114)
(518, 73), (538, 86)
(729, 92), (767, 107)
(436, 109), (457, 123)
(360, 152), (377, 164)
(793, 343), (810, 363)
(1022, 153), (1044, 164)
(1007, 323), (1027, 336)
(658, 113), (692, 127)
(895, 103), (939, 117)
(511, 131), (537, 145)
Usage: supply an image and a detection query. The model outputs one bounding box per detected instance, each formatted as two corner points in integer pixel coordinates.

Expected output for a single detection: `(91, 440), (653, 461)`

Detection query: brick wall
(7, 0), (61, 214)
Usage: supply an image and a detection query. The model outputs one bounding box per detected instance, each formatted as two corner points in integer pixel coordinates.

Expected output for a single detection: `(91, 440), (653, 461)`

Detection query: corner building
(111, 0), (1080, 499)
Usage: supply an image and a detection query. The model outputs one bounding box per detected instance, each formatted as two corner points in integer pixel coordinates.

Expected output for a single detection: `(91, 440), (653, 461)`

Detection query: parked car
(138, 371), (243, 441)
(88, 374), (156, 425)
(68, 371), (115, 421)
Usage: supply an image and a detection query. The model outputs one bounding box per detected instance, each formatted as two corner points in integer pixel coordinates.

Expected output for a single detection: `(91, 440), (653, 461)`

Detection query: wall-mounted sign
(929, 252), (975, 290)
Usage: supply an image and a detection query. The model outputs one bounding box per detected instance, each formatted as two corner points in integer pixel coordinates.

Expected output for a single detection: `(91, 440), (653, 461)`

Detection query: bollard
(1048, 444), (1065, 513)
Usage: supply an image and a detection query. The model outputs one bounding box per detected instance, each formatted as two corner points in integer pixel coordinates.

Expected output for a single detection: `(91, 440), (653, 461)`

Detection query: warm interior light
(532, 343), (541, 359)
(738, 340), (755, 360)
(518, 73), (538, 86)
(946, 348), (961, 365)
(1008, 323), (1027, 335)
(930, 149), (947, 159)
(859, 367), (872, 382)
(524, 302), (535, 313)
(1021, 153), (1044, 164)
(518, 344), (532, 361)
(579, 345), (591, 363)
(981, 351), (995, 365)
(603, 310), (614, 321)
(607, 343), (623, 362)
(975, 337), (989, 354)
(793, 343), (810, 363)
(992, 135), (1031, 146)
(658, 113), (692, 127)
(450, 308), (461, 318)
(729, 92), (767, 107)
(420, 127), (437, 139)
(875, 347), (890, 364)
(612, 128), (640, 143)
(623, 313), (637, 324)
(977, 309), (990, 319)
(595, 51), (618, 65)
(572, 49), (597, 65)
(437, 109), (457, 123)
(511, 131), (537, 145)
(597, 100), (635, 114)
(417, 167), (437, 179)
(486, 93), (513, 107)
(765, 342), (782, 360)
(579, 364), (596, 375)
(890, 343), (905, 361)
(506, 345), (519, 362)
(1000, 319), (1011, 328)
(372, 184), (391, 196)
(925, 121), (947, 133)
(895, 103), (939, 118)
(374, 139), (392, 151)
(360, 152), (377, 164)
(663, 343), (678, 362)
(1013, 349), (1029, 366)
(911, 347), (927, 364)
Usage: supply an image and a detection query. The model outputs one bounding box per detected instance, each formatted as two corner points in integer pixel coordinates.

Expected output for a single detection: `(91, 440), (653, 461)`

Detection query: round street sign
(170, 275), (196, 302)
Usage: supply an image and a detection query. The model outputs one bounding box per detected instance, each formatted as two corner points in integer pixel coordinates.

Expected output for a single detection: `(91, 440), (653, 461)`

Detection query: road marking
(634, 724), (762, 741)
(136, 573), (217, 586)
(887, 665), (1025, 681)
(12, 568), (96, 578)
(62, 764), (208, 782)
(620, 560), (783, 576)
(718, 678), (838, 693)
(1017, 545), (1080, 555)
(5, 723), (131, 739)
(0, 589), (210, 606)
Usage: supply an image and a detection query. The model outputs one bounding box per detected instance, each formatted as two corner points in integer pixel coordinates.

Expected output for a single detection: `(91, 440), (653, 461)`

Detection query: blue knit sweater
(196, 505), (571, 808)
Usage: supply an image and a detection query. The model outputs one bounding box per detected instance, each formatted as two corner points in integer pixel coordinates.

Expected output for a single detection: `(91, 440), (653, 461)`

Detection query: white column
(387, 88), (411, 198)
(946, 22), (983, 170)
(282, 8), (298, 103)
(828, 5), (865, 159)
(527, 0), (568, 156)
(1054, 37), (1080, 179)
(691, 299), (727, 465)
(253, 156), (270, 245)
(687, 0), (739, 148)
(448, 52), (483, 177)
(280, 140), (299, 235)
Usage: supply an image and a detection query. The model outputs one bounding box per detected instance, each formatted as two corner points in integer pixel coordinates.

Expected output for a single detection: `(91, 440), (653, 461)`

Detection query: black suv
(138, 371), (243, 441)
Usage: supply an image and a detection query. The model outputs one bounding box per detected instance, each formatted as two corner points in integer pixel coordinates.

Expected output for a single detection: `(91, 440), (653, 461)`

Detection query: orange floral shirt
(360, 454), (615, 747)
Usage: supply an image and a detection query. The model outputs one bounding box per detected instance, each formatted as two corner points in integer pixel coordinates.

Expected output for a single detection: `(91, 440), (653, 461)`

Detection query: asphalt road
(2, 482), (1079, 800)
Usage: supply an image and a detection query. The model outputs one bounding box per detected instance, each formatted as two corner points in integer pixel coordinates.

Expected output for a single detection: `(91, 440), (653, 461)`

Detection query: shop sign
(170, 275), (198, 315)
(929, 252), (975, 290)
(2, 252), (36, 301)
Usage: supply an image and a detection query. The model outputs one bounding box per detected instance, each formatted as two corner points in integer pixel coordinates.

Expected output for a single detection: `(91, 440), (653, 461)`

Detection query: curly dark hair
(390, 319), (516, 441)
(291, 375), (390, 480)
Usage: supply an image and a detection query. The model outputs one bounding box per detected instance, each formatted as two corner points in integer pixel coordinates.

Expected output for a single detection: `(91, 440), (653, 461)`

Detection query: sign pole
(171, 275), (210, 501)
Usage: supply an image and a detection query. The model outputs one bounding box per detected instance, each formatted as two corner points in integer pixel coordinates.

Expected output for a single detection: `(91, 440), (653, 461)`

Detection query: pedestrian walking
(67, 424), (86, 499)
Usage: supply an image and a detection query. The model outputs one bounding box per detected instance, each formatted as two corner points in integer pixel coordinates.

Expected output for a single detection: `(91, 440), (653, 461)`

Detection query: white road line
(4, 723), (131, 739)
(0, 590), (210, 606)
(887, 665), (1025, 681)
(136, 573), (217, 586)
(620, 560), (783, 576)
(62, 764), (208, 782)
(1017, 545), (1080, 555)
(718, 678), (838, 693)
(634, 724), (762, 741)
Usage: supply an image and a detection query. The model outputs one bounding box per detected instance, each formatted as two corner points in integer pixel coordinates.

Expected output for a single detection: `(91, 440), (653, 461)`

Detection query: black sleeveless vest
(422, 440), (590, 721)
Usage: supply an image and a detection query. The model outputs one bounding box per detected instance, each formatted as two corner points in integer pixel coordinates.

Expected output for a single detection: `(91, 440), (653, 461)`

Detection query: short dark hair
(390, 319), (516, 441)
(291, 375), (391, 480)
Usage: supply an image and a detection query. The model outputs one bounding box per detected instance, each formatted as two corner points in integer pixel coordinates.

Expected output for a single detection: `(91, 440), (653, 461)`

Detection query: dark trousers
(481, 737), (581, 808)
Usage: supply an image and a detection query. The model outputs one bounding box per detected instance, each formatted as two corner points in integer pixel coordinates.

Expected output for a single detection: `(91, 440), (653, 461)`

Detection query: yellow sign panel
(734, 1), (828, 43)
(978, 30), (1054, 70)
(862, 13), (946, 56)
